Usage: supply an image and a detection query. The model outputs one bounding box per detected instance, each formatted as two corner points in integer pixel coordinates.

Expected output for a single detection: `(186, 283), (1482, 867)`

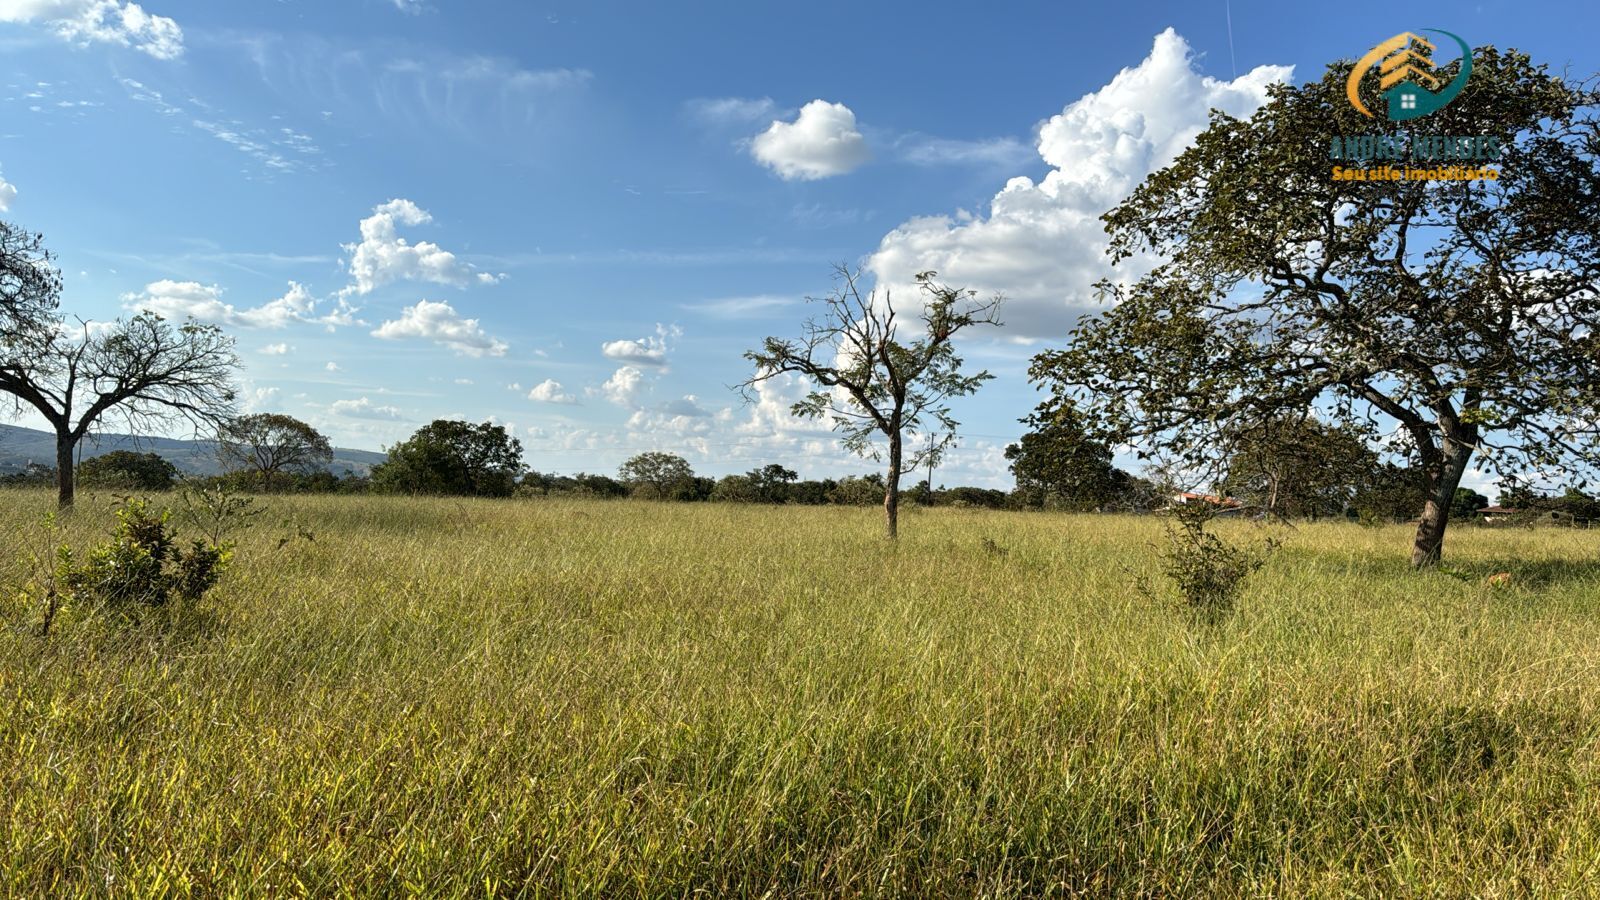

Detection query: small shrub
(26, 498), (233, 633)
(1146, 503), (1277, 624)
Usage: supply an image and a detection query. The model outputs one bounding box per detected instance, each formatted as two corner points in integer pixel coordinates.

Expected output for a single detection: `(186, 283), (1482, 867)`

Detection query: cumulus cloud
(371, 299), (508, 357)
(261, 343), (290, 355)
(331, 397), (403, 420)
(600, 324), (680, 367)
(0, 0), (183, 59)
(341, 199), (503, 297)
(597, 365), (645, 408)
(123, 280), (356, 329)
(866, 29), (1291, 339)
(0, 170), (15, 211)
(660, 395), (710, 418)
(750, 100), (870, 180)
(527, 379), (578, 404)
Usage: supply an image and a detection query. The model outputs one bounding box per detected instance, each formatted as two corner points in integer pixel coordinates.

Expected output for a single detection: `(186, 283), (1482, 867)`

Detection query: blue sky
(1, 0), (1596, 488)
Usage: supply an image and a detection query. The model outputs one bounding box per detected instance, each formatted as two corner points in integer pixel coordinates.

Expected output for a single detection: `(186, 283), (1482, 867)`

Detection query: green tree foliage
(218, 413), (333, 490)
(747, 464), (797, 504)
(618, 451), (697, 501)
(1451, 487), (1490, 520)
(1351, 461), (1430, 523)
(1217, 414), (1376, 519)
(744, 267), (1002, 539)
(710, 474), (759, 503)
(77, 451), (179, 492)
(1027, 48), (1600, 566)
(371, 419), (523, 497)
(1005, 404), (1131, 510)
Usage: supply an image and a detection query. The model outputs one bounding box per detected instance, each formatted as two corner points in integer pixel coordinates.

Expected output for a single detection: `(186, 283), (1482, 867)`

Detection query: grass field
(2, 489), (1600, 896)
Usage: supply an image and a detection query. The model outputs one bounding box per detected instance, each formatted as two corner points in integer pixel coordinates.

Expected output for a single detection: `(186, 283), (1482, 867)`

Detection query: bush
(77, 450), (180, 491)
(1147, 503), (1277, 624)
(33, 498), (232, 632)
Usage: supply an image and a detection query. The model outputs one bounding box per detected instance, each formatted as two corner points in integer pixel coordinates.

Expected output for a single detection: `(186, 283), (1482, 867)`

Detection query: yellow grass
(2, 489), (1599, 895)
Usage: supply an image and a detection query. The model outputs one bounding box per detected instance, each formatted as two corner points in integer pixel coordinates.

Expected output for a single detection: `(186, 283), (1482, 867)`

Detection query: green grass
(2, 489), (1599, 896)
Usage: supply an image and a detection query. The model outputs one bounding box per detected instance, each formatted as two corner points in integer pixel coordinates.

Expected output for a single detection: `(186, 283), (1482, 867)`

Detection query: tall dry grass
(2, 489), (1598, 895)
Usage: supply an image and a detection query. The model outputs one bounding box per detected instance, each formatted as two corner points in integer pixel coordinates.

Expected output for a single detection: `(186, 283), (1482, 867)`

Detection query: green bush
(39, 498), (231, 631)
(1150, 503), (1277, 624)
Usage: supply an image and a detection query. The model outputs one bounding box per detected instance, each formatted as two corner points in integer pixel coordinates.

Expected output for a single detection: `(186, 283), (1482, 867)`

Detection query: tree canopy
(743, 267), (1001, 538)
(218, 413), (333, 490)
(372, 419), (523, 497)
(1028, 47), (1600, 566)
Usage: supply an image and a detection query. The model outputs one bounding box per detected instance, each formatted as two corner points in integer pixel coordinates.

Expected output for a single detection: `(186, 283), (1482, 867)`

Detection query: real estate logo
(1346, 30), (1472, 122)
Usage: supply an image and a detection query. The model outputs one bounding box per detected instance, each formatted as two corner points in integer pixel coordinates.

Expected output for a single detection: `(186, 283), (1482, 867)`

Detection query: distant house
(1168, 491), (1244, 510)
(1479, 505), (1521, 524)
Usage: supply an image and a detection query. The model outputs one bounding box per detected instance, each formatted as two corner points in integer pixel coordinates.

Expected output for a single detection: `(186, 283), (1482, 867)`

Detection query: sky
(1, 0), (1596, 490)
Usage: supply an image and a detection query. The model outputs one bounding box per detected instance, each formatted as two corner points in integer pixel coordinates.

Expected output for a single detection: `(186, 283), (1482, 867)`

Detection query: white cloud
(123, 280), (355, 329)
(686, 96), (778, 124)
(0, 170), (15, 211)
(371, 299), (509, 357)
(331, 397), (403, 420)
(750, 99), (870, 180)
(340, 199), (502, 297)
(681, 294), (792, 319)
(0, 0), (183, 59)
(600, 323), (680, 367)
(261, 343), (290, 355)
(898, 135), (1034, 168)
(866, 29), (1291, 339)
(243, 385), (279, 411)
(528, 379), (577, 404)
(660, 395), (710, 418)
(597, 365), (645, 408)
(325, 361), (340, 372)
(453, 377), (474, 385)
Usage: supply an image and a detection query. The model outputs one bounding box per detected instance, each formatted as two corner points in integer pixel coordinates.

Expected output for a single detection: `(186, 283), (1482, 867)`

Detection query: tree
(1, 309), (238, 509)
(1027, 48), (1600, 566)
(1217, 413), (1376, 519)
(1351, 461), (1429, 523)
(77, 450), (179, 491)
(747, 464), (798, 504)
(218, 413), (333, 491)
(1005, 403), (1129, 510)
(371, 419), (523, 497)
(1451, 486), (1490, 520)
(618, 451), (696, 500)
(0, 221), (61, 364)
(710, 474), (759, 503)
(743, 268), (1002, 538)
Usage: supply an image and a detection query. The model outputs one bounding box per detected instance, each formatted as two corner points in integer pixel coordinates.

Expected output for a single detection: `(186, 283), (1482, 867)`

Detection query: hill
(0, 423), (387, 476)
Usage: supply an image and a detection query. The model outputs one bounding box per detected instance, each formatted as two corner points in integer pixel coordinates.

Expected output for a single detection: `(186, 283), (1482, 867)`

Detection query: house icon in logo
(1347, 30), (1473, 122)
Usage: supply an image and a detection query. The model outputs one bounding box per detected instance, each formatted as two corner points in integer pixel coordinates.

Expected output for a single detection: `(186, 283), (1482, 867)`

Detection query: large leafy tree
(372, 419), (524, 497)
(1029, 47), (1600, 566)
(1004, 404), (1130, 510)
(1217, 413), (1376, 519)
(218, 413), (333, 490)
(617, 451), (697, 500)
(743, 267), (1002, 538)
(77, 450), (180, 492)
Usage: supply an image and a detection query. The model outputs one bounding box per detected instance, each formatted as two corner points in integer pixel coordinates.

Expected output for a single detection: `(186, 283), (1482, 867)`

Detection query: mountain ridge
(0, 423), (387, 476)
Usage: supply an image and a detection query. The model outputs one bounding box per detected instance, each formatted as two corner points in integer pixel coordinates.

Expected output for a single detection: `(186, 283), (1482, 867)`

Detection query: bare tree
(742, 267), (1002, 539)
(1, 221), (63, 424)
(218, 413), (333, 490)
(1, 311), (238, 508)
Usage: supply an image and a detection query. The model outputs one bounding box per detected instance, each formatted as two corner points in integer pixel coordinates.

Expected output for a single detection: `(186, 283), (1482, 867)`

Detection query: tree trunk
(884, 432), (902, 540)
(55, 430), (76, 510)
(1411, 444), (1473, 568)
